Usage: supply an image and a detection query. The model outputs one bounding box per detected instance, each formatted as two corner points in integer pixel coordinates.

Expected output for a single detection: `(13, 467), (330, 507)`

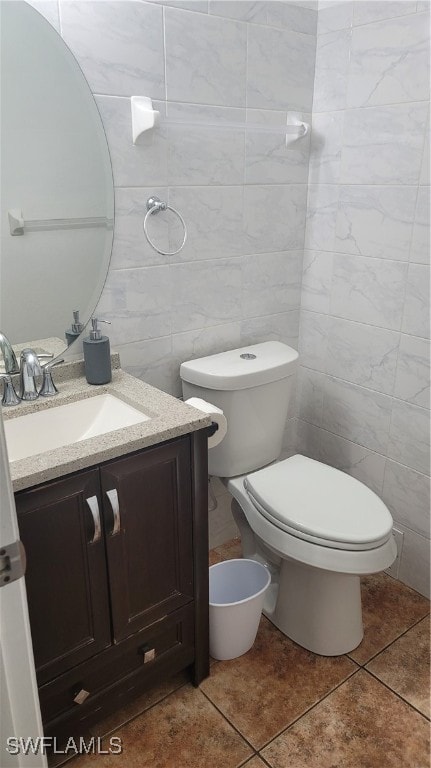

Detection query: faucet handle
(0, 373), (21, 406)
(39, 358), (64, 397)
(20, 348), (45, 368)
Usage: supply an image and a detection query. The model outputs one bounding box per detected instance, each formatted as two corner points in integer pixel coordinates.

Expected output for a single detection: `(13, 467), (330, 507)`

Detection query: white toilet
(181, 341), (397, 656)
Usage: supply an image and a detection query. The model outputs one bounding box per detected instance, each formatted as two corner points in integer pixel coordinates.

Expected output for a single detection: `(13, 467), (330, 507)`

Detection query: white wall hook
(131, 96), (160, 143)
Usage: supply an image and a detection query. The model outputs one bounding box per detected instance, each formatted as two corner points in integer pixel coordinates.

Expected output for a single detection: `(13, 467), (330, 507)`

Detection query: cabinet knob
(138, 644), (156, 664)
(73, 688), (90, 705)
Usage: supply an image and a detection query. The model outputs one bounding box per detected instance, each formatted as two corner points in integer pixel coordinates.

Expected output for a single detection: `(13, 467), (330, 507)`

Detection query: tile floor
(69, 538), (430, 768)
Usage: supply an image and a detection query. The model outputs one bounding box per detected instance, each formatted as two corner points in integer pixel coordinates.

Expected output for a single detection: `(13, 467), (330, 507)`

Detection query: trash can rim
(209, 558), (271, 608)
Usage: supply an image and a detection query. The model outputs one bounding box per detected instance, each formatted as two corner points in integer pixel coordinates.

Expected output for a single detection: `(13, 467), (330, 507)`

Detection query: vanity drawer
(39, 604), (194, 726)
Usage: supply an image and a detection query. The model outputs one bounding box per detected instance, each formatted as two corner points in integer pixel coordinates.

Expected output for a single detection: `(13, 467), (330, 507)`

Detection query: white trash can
(209, 559), (271, 660)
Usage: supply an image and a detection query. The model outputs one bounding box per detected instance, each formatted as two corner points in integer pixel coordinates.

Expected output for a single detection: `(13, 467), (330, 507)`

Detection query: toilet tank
(180, 341), (298, 478)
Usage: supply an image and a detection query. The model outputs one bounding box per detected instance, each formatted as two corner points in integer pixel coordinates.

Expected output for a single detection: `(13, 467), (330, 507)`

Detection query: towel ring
(143, 196), (187, 256)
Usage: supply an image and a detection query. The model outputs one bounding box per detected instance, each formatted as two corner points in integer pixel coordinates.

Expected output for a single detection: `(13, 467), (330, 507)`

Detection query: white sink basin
(4, 394), (150, 462)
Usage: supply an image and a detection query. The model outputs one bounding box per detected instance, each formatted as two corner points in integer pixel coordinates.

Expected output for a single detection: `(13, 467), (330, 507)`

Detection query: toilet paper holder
(184, 396), (227, 449)
(207, 422), (219, 438)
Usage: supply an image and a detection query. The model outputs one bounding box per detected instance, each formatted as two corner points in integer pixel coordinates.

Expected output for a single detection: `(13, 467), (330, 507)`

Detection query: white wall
(297, 0), (430, 596)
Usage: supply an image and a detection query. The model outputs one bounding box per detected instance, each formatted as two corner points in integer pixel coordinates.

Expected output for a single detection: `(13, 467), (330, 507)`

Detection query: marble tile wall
(43, 0), (316, 409)
(299, 0), (430, 596)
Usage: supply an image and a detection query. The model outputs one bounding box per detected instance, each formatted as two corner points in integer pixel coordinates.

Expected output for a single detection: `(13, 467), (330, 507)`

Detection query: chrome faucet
(19, 349), (52, 401)
(0, 331), (19, 374)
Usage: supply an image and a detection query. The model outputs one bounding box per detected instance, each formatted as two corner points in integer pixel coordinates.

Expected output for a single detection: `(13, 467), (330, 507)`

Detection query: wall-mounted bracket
(285, 112), (309, 146)
(131, 96), (160, 144)
(8, 209), (25, 236)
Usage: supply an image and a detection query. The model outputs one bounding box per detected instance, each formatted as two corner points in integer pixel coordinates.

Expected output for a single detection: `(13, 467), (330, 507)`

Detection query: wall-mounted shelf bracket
(131, 96), (160, 143)
(285, 112), (309, 146)
(8, 209), (25, 236)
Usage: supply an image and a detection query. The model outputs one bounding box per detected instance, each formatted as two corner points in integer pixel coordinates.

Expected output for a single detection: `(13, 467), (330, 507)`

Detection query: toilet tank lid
(180, 341), (298, 390)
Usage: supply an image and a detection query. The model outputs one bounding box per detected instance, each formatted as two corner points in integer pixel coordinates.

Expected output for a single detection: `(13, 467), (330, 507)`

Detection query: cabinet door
(101, 438), (194, 642)
(16, 470), (111, 686)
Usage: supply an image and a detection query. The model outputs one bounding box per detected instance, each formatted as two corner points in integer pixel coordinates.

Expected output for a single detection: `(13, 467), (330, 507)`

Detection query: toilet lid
(244, 455), (393, 550)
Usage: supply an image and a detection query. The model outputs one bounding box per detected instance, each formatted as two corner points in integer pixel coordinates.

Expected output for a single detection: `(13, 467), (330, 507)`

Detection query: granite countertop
(3, 359), (211, 492)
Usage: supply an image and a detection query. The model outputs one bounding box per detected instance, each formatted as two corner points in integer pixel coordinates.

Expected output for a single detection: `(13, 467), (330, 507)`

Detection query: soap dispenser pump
(83, 318), (112, 385)
(65, 309), (84, 346)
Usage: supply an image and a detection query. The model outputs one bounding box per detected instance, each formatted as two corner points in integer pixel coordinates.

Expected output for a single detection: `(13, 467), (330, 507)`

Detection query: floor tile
(200, 617), (356, 750)
(48, 735), (92, 768)
(89, 670), (189, 738)
(213, 536), (242, 560)
(71, 685), (252, 768)
(261, 670), (430, 768)
(366, 616), (430, 718)
(243, 758), (268, 767)
(348, 573), (430, 665)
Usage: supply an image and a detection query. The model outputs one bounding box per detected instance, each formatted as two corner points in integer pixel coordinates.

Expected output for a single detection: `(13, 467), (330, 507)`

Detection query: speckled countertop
(3, 358), (211, 493)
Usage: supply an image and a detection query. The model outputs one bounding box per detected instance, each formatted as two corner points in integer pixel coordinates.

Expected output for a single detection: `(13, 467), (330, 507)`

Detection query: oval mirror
(0, 1), (114, 363)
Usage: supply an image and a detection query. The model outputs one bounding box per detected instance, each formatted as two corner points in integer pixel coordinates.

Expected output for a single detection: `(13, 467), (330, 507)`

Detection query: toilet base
(265, 557), (363, 656)
(231, 498), (364, 656)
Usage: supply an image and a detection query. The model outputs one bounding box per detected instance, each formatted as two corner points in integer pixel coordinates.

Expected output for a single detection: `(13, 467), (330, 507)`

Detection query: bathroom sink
(4, 394), (150, 462)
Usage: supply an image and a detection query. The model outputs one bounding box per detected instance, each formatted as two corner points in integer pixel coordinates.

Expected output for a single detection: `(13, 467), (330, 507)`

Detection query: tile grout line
(363, 667), (431, 723)
(198, 685), (259, 755)
(296, 409), (431, 476)
(256, 665), (361, 753)
(295, 415), (431, 482)
(348, 611), (431, 668)
(255, 752), (276, 768)
(90, 677), (191, 742)
(238, 754), (261, 768)
(256, 628), (430, 755)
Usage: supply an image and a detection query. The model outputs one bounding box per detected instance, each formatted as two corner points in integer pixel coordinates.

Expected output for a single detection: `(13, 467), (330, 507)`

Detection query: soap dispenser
(83, 318), (112, 385)
(65, 310), (84, 346)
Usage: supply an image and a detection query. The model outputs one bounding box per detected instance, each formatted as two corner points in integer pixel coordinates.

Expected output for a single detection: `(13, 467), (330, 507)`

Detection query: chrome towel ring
(143, 196), (187, 256)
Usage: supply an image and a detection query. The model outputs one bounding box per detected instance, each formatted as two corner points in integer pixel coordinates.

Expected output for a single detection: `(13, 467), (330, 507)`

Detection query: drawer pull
(73, 688), (90, 705)
(139, 644), (156, 664)
(106, 489), (121, 535)
(86, 496), (101, 544)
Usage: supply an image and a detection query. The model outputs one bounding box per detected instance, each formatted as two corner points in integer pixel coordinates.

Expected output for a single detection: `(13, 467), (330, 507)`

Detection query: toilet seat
(243, 455), (393, 552)
(227, 460), (397, 577)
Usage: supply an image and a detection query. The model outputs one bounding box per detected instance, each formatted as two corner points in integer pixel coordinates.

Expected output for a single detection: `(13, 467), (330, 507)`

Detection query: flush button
(240, 353), (257, 360)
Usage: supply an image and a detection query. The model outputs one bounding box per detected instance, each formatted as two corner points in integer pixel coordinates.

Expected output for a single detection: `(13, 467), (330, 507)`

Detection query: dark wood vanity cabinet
(15, 431), (209, 743)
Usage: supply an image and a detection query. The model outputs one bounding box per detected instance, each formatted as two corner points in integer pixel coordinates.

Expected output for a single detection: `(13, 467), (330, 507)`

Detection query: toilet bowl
(227, 455), (396, 655)
(180, 341), (397, 656)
